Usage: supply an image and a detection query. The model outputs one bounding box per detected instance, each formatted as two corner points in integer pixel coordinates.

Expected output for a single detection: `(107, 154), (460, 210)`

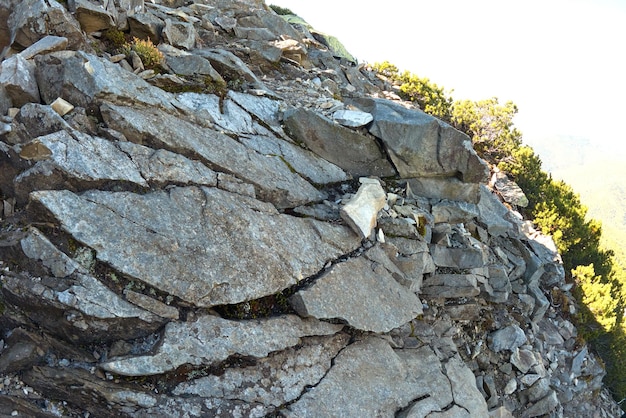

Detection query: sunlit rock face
(0, 1), (620, 418)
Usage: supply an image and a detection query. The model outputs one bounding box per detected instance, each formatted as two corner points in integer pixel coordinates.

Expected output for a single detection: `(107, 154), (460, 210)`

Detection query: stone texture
(352, 97), (489, 182)
(35, 51), (177, 112)
(407, 177), (482, 203)
(0, 54), (40, 107)
(340, 178), (387, 238)
(283, 107), (397, 178)
(172, 333), (349, 415)
(421, 274), (481, 298)
(488, 325), (528, 353)
(101, 314), (343, 376)
(286, 337), (454, 418)
(74, 0), (115, 33)
(101, 103), (325, 208)
(8, 0), (85, 50)
(333, 108), (373, 127)
(290, 247), (422, 333)
(18, 35), (68, 60)
(31, 186), (360, 307)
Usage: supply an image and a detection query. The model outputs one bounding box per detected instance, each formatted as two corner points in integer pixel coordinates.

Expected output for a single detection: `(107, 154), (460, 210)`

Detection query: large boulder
(351, 97), (489, 183)
(30, 186), (360, 308)
(283, 107), (397, 178)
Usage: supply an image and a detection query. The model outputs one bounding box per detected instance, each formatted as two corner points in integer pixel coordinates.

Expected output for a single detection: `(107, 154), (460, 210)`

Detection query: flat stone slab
(101, 314), (343, 376)
(290, 247), (422, 333)
(283, 107), (396, 178)
(31, 186), (360, 307)
(101, 103), (325, 208)
(173, 333), (350, 415)
(286, 337), (454, 417)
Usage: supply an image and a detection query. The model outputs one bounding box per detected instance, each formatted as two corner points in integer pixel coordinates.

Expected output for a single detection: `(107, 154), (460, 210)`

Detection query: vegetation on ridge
(371, 61), (626, 402)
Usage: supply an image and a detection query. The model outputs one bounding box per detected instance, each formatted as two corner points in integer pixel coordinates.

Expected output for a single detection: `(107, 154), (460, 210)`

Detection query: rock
(195, 48), (267, 90)
(101, 314), (343, 376)
(289, 246), (422, 333)
(511, 348), (538, 374)
(286, 337), (454, 417)
(159, 44), (224, 84)
(522, 390), (558, 418)
(283, 107), (397, 178)
(430, 245), (487, 269)
(351, 97), (489, 182)
(432, 199), (479, 224)
(488, 325), (527, 353)
(478, 185), (513, 237)
(17, 35), (67, 60)
(445, 356), (490, 417)
(74, 0), (115, 33)
(0, 54), (40, 107)
(421, 274), (481, 299)
(50, 97), (74, 116)
(8, 0), (85, 50)
(14, 130), (149, 203)
(30, 186), (360, 307)
(493, 171), (529, 207)
(407, 177), (482, 203)
(35, 51), (177, 113)
(340, 178), (386, 238)
(161, 18), (196, 50)
(100, 103), (325, 208)
(332, 109), (373, 127)
(128, 12), (164, 44)
(2, 228), (164, 343)
(172, 333), (349, 416)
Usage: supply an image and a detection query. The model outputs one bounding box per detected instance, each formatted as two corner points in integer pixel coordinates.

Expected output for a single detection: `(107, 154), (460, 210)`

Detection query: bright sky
(270, 0), (626, 154)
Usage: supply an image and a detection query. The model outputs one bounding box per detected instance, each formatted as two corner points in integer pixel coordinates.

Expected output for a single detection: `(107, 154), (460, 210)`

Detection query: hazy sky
(270, 0), (626, 153)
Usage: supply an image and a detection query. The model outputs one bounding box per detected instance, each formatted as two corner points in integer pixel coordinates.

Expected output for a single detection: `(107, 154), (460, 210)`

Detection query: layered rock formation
(0, 1), (622, 417)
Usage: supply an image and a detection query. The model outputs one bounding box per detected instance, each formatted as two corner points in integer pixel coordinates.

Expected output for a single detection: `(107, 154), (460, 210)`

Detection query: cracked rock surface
(0, 0), (622, 417)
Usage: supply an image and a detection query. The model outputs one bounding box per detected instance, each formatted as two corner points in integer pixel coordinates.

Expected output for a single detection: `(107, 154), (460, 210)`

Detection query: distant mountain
(523, 135), (626, 267)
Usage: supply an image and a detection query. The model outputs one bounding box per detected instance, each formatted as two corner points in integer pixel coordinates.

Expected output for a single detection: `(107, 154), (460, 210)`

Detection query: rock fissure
(0, 1), (622, 417)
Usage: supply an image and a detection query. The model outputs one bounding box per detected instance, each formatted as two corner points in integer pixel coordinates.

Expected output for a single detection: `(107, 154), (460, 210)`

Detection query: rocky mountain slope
(0, 0), (623, 417)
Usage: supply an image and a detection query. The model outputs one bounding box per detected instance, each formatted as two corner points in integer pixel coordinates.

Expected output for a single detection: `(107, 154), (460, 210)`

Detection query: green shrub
(122, 37), (164, 70)
(269, 4), (295, 15)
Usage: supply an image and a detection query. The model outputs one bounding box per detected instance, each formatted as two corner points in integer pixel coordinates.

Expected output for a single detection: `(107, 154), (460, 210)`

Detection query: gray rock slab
(290, 246), (422, 333)
(283, 107), (397, 178)
(8, 0), (85, 50)
(14, 130), (147, 197)
(0, 54), (40, 107)
(286, 337), (453, 418)
(494, 172), (528, 207)
(19, 228), (159, 323)
(488, 325), (527, 353)
(162, 18), (196, 50)
(194, 48), (267, 90)
(19, 33), (67, 59)
(511, 348), (538, 374)
(430, 245), (487, 269)
(74, 0), (115, 33)
(173, 333), (350, 414)
(34, 51), (177, 112)
(101, 314), (343, 376)
(30, 186), (360, 307)
(444, 356), (489, 418)
(432, 199), (479, 224)
(101, 103), (325, 208)
(340, 179), (386, 238)
(421, 274), (480, 298)
(332, 109), (373, 127)
(159, 44), (223, 83)
(351, 97), (489, 183)
(114, 141), (218, 186)
(240, 134), (350, 185)
(407, 177), (482, 203)
(478, 185), (513, 237)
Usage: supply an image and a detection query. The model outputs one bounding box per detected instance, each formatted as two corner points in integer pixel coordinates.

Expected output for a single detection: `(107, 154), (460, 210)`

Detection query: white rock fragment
(340, 178), (386, 238)
(332, 109), (373, 127)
